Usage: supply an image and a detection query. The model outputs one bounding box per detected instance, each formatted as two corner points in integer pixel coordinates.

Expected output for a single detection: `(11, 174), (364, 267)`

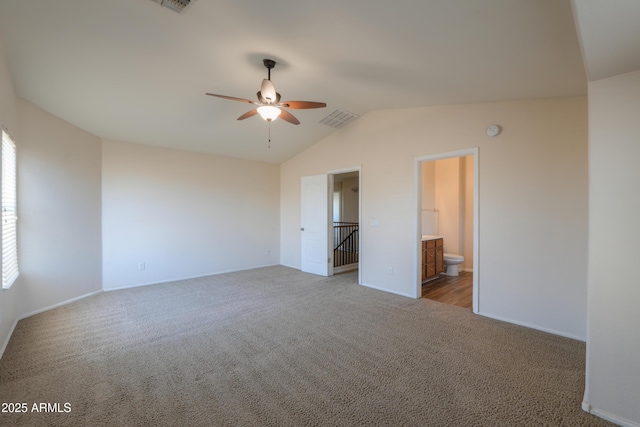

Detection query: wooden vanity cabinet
(422, 238), (444, 282)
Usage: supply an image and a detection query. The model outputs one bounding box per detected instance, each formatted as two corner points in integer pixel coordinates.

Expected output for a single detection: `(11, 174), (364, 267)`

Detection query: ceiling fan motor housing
(257, 90), (281, 104)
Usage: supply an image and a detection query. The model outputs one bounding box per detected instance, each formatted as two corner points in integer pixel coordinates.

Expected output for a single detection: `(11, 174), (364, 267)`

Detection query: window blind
(2, 130), (18, 289)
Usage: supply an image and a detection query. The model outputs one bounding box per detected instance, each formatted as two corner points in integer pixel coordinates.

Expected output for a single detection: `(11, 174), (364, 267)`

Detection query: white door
(301, 174), (330, 276)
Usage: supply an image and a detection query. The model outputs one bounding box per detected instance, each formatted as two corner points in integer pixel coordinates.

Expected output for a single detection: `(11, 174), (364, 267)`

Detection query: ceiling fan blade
(206, 93), (257, 104)
(279, 109), (300, 125)
(237, 109), (259, 120)
(279, 101), (326, 109)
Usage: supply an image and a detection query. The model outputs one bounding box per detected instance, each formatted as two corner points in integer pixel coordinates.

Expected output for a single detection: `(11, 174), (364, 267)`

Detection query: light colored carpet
(0, 266), (612, 426)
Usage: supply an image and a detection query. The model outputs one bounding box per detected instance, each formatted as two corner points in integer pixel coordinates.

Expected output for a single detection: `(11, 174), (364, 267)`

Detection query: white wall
(341, 177), (359, 223)
(17, 99), (102, 315)
(102, 140), (280, 290)
(463, 156), (474, 271)
(421, 162), (435, 211)
(0, 35), (20, 355)
(2, 39), (101, 354)
(435, 157), (462, 256)
(281, 97), (588, 339)
(420, 162), (437, 235)
(584, 69), (640, 426)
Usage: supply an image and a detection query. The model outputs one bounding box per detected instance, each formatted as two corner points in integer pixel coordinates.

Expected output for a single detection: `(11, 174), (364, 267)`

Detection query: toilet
(443, 253), (464, 276)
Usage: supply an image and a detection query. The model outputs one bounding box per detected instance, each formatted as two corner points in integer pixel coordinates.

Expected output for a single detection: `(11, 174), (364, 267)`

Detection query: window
(2, 130), (18, 289)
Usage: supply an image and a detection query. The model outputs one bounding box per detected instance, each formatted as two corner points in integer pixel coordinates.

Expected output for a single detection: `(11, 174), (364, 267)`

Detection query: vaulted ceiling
(0, 0), (619, 163)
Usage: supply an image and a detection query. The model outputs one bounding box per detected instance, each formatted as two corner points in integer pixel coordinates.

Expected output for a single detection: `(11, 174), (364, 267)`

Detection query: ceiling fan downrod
(263, 59), (276, 80)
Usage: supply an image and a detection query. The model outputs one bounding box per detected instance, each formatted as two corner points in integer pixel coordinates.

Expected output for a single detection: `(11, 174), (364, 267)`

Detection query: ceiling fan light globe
(257, 106), (281, 122)
(260, 79), (277, 102)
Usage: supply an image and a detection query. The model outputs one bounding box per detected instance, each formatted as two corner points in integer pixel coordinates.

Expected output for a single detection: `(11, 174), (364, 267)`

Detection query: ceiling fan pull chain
(268, 122), (271, 149)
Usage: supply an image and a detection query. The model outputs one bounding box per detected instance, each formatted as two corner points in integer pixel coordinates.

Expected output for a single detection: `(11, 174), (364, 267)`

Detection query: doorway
(300, 168), (361, 284)
(332, 171), (360, 274)
(415, 149), (478, 313)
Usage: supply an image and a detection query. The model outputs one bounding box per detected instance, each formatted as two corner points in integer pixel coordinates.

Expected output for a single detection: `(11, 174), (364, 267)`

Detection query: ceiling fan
(206, 59), (326, 125)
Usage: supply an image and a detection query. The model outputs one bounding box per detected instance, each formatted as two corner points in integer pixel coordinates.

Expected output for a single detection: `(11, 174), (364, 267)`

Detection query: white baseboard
(19, 290), (102, 320)
(286, 265), (413, 298)
(104, 263), (281, 292)
(0, 318), (19, 361)
(359, 282), (415, 299)
(582, 401), (640, 427)
(279, 262), (299, 270)
(1, 289), (102, 360)
(477, 311), (585, 342)
(4, 265), (286, 359)
(334, 264), (358, 274)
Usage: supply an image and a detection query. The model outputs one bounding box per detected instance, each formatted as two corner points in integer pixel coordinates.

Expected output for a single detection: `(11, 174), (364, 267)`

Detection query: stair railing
(333, 222), (358, 267)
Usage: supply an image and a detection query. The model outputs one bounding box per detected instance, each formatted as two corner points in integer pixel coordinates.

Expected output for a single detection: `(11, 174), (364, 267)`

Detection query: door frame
(328, 166), (362, 285)
(414, 148), (479, 313)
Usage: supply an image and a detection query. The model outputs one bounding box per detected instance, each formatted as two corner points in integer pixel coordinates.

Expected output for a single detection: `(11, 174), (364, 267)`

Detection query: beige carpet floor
(0, 266), (612, 426)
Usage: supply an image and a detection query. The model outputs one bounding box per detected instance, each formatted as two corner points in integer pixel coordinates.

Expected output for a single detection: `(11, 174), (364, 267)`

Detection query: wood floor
(422, 271), (472, 309)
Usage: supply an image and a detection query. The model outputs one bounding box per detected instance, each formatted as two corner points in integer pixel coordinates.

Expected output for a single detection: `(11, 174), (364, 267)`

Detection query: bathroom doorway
(415, 149), (479, 313)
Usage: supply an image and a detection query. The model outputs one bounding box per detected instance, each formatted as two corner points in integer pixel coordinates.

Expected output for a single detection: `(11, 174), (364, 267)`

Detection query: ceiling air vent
(150, 0), (191, 13)
(319, 109), (359, 129)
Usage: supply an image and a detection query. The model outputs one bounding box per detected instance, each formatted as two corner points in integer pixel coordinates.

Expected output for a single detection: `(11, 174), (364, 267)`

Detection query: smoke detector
(150, 0), (191, 13)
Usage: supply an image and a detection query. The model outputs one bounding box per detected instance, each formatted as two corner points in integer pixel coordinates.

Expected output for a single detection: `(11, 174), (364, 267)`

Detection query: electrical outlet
(265, 249), (270, 255)
(388, 267), (393, 275)
(138, 262), (145, 270)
